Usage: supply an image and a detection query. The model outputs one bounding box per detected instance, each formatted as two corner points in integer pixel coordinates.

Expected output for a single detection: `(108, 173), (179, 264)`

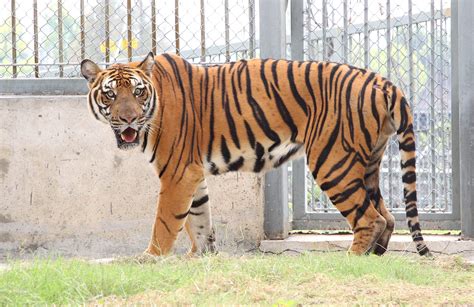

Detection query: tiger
(80, 52), (431, 257)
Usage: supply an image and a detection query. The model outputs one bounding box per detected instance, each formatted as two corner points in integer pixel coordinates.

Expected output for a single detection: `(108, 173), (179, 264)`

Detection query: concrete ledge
(259, 235), (474, 256)
(0, 78), (88, 95)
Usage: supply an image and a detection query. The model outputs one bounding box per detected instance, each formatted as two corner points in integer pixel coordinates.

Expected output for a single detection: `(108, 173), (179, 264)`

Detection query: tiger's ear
(138, 52), (155, 76)
(80, 59), (101, 83)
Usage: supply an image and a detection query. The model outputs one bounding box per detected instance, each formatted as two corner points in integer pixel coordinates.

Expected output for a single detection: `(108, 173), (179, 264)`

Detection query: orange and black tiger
(80, 52), (431, 257)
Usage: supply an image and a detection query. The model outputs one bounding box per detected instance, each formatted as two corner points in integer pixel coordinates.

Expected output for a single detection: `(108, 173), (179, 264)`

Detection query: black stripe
(273, 145), (302, 168)
(402, 171), (416, 184)
(253, 142), (265, 172)
(399, 140), (415, 152)
(158, 139), (176, 177)
(244, 120), (256, 149)
(271, 60), (280, 90)
(228, 156), (244, 171)
(189, 211), (204, 216)
(158, 217), (171, 234)
(206, 81), (216, 162)
(287, 61), (308, 115)
(141, 130), (148, 152)
(357, 72), (377, 152)
(230, 73), (242, 115)
(224, 94), (241, 149)
(174, 210), (190, 219)
(401, 157), (416, 168)
(192, 195), (209, 208)
(353, 194), (371, 227)
(260, 59), (271, 98)
(221, 136), (231, 163)
(245, 68), (281, 147)
(271, 85), (298, 141)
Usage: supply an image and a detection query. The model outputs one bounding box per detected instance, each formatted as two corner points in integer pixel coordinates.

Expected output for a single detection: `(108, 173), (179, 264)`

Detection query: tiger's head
(80, 52), (156, 150)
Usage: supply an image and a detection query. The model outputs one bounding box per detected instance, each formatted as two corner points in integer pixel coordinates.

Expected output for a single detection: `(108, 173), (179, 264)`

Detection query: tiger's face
(80, 53), (156, 150)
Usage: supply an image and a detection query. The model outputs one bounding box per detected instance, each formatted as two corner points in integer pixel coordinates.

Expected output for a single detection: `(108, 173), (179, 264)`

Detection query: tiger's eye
(134, 88), (144, 96)
(105, 90), (115, 99)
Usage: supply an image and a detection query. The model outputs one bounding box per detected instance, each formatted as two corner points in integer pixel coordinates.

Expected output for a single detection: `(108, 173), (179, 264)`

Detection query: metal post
(454, 0), (473, 237)
(175, 0), (180, 55)
(260, 0), (289, 239)
(363, 0), (369, 68)
(290, 0), (306, 224)
(104, 0), (110, 64)
(33, 0), (39, 78)
(57, 0), (63, 77)
(11, 0), (17, 78)
(248, 0), (255, 58)
(225, 0), (230, 62)
(200, 0), (205, 62)
(127, 0), (132, 62)
(151, 0), (157, 54)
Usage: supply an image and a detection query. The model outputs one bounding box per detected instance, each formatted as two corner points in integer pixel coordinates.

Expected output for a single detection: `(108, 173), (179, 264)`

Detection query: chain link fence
(0, 0), (256, 78)
(302, 0), (452, 215)
(1, 0), (454, 220)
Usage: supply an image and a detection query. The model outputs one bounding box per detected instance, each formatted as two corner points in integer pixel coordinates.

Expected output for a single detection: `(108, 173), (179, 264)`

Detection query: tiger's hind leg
(364, 137), (395, 255)
(185, 178), (216, 255)
(312, 160), (387, 255)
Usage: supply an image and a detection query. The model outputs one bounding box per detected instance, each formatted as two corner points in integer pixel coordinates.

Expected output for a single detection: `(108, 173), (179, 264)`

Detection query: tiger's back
(194, 59), (393, 178)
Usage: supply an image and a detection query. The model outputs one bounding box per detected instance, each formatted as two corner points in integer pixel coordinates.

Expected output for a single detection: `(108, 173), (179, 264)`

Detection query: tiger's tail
(387, 84), (432, 257)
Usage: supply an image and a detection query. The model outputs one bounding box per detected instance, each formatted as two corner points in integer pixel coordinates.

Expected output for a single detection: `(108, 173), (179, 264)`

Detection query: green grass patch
(0, 253), (472, 305)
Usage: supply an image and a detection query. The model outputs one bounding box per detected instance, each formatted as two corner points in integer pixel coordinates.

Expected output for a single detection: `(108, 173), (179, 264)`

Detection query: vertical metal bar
(151, 0), (157, 54)
(451, 0), (461, 228)
(343, 0), (348, 62)
(248, 0), (255, 58)
(408, 0), (414, 108)
(80, 0), (85, 61)
(33, 0), (39, 78)
(175, 0), (180, 55)
(260, 0), (289, 239)
(386, 0), (393, 208)
(105, 0), (110, 64)
(291, 0), (304, 61)
(363, 0), (369, 68)
(127, 0), (132, 61)
(322, 0), (327, 60)
(430, 0), (436, 210)
(306, 0), (312, 59)
(200, 0), (206, 62)
(11, 0), (17, 78)
(291, 0), (306, 225)
(440, 0), (448, 211)
(457, 0), (474, 236)
(225, 0), (230, 62)
(58, 0), (63, 77)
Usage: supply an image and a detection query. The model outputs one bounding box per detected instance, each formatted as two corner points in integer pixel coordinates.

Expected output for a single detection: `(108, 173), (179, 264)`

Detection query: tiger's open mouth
(114, 127), (140, 150)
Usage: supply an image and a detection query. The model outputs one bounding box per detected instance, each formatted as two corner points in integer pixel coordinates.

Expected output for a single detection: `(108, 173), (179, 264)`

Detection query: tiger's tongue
(121, 128), (137, 143)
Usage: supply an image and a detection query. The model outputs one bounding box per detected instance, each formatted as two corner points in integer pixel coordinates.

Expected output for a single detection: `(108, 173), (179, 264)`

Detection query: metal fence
(0, 0), (458, 230)
(0, 0), (256, 78)
(289, 0), (455, 228)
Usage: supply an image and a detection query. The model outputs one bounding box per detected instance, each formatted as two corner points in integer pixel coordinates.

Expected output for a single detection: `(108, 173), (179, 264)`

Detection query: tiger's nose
(119, 115), (137, 124)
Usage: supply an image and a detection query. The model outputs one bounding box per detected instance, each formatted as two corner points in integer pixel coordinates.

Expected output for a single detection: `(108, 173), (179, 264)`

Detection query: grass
(0, 252), (473, 305)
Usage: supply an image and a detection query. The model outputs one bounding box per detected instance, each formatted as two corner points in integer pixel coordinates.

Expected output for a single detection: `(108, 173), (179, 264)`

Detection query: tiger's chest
(204, 139), (304, 175)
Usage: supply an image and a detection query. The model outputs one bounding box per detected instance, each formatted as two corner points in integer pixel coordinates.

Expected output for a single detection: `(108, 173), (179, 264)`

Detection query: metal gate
(289, 0), (458, 230)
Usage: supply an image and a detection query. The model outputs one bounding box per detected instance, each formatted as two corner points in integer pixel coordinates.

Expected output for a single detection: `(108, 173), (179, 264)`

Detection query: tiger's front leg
(146, 170), (203, 256)
(185, 178), (216, 255)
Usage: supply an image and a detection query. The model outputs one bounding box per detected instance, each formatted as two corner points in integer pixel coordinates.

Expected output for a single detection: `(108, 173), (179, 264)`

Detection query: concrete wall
(0, 96), (265, 259)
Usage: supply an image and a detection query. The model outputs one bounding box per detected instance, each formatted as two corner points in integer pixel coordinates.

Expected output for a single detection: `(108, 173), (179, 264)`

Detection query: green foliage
(0, 253), (472, 305)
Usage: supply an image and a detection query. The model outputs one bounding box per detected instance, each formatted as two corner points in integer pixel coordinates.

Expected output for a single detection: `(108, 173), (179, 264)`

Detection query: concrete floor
(260, 234), (474, 263)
